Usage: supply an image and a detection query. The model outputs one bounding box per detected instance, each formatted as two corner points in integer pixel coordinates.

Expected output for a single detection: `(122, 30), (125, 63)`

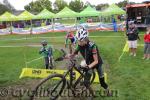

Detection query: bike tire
(73, 70), (96, 90)
(30, 74), (66, 100)
(71, 71), (96, 97)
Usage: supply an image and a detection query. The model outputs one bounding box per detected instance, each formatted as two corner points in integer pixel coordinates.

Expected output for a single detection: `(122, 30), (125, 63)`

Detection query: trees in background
(24, 0), (52, 14)
(96, 4), (109, 11)
(24, 0), (135, 13)
(0, 3), (11, 15)
(0, 0), (15, 15)
(3, 0), (15, 11)
(116, 0), (136, 8)
(116, 1), (128, 8)
(0, 0), (137, 14)
(69, 0), (84, 12)
(53, 0), (67, 12)
(0, 0), (136, 15)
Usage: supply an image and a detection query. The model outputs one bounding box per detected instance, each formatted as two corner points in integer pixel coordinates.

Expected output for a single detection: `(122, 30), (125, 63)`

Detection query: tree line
(0, 0), (136, 15)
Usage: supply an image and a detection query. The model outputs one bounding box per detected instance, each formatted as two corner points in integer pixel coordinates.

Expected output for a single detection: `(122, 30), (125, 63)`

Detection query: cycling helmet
(76, 28), (88, 41)
(41, 40), (47, 45)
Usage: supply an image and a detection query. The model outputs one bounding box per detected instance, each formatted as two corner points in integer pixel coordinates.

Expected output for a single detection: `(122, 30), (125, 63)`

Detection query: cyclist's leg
(67, 39), (72, 54)
(96, 64), (108, 89)
(70, 37), (76, 54)
(96, 64), (113, 96)
(69, 43), (72, 54)
(84, 69), (95, 96)
(84, 69), (93, 87)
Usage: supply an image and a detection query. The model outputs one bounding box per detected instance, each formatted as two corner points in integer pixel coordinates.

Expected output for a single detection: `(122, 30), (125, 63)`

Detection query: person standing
(112, 16), (117, 32)
(39, 40), (53, 69)
(127, 22), (139, 57)
(143, 27), (150, 60)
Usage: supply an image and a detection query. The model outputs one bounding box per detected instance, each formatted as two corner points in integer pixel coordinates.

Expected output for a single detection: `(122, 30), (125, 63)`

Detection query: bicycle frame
(31, 54), (95, 100)
(58, 58), (87, 90)
(64, 66), (85, 88)
(48, 64), (85, 99)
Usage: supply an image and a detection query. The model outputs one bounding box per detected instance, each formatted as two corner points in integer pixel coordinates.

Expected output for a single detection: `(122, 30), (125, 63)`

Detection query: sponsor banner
(19, 68), (107, 83)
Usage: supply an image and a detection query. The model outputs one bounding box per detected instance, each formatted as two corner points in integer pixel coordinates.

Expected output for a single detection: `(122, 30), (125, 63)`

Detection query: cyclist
(65, 29), (77, 54)
(67, 27), (111, 96)
(39, 40), (53, 69)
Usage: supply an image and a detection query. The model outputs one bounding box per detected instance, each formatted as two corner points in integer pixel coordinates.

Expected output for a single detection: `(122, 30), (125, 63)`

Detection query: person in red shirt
(143, 27), (150, 60)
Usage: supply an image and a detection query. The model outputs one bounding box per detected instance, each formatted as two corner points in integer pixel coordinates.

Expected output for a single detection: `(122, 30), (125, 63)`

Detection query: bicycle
(30, 50), (96, 100)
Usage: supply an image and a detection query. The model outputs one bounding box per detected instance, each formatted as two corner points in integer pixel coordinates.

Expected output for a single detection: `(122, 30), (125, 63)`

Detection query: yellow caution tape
(19, 68), (107, 83)
(123, 41), (129, 52)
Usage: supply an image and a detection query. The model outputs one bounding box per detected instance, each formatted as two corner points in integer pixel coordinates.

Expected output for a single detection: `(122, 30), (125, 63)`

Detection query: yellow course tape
(123, 41), (129, 52)
(19, 68), (107, 83)
(118, 42), (144, 62)
(118, 41), (129, 62)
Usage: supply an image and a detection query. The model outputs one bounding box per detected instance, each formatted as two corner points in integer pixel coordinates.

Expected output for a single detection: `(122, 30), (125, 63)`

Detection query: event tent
(0, 12), (18, 21)
(79, 6), (100, 17)
(17, 10), (35, 21)
(34, 9), (55, 19)
(17, 10), (35, 34)
(55, 7), (79, 18)
(101, 4), (126, 16)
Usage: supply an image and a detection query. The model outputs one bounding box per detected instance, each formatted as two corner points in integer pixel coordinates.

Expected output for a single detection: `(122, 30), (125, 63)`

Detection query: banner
(0, 23), (125, 35)
(19, 68), (107, 83)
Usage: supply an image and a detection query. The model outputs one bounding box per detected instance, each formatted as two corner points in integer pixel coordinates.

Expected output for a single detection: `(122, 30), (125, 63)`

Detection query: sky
(0, 0), (147, 10)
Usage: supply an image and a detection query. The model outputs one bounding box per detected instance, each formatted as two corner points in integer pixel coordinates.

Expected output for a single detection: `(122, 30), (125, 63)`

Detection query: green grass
(0, 31), (149, 99)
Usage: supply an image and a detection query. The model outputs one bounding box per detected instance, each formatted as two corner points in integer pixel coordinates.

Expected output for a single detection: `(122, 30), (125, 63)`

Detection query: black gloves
(79, 65), (90, 71)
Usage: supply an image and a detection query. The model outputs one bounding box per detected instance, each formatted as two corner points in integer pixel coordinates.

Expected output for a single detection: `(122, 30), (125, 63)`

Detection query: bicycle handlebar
(54, 49), (88, 71)
(54, 49), (75, 61)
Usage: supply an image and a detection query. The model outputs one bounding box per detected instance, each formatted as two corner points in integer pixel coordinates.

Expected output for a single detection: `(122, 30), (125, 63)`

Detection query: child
(67, 27), (112, 96)
(143, 27), (150, 60)
(39, 40), (53, 69)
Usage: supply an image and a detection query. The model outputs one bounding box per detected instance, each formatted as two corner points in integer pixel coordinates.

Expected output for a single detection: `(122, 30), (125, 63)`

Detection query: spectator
(127, 22), (139, 57)
(112, 16), (117, 32)
(142, 27), (150, 60)
(39, 40), (53, 69)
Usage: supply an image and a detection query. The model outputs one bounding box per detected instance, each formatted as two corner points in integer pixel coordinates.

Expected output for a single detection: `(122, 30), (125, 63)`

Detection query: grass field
(0, 31), (150, 100)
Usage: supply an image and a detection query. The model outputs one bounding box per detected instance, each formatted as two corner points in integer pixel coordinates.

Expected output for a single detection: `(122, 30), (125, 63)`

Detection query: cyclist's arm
(88, 53), (98, 68)
(65, 37), (68, 44)
(66, 45), (79, 58)
(73, 45), (79, 54)
(65, 33), (69, 42)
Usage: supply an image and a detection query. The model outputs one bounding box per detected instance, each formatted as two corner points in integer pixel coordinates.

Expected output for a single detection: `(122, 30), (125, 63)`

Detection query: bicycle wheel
(74, 69), (96, 87)
(71, 71), (95, 98)
(30, 74), (66, 100)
